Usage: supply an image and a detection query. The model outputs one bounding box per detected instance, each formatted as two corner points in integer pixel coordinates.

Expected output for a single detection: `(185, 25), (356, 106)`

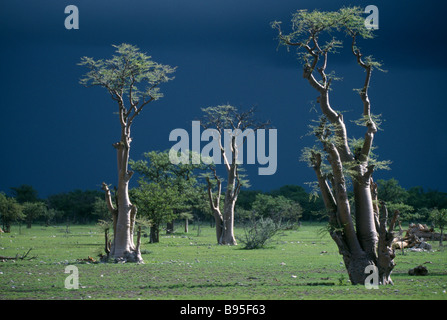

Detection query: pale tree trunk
(79, 44), (175, 263)
(213, 208), (224, 243)
(101, 105), (143, 263)
(201, 105), (268, 245)
(206, 164), (237, 245)
(206, 168), (225, 244)
(205, 138), (241, 245)
(221, 196), (237, 245)
(221, 161), (238, 245)
(298, 32), (397, 285)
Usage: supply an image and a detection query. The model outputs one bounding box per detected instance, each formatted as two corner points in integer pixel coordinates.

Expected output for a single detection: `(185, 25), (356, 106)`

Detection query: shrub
(238, 217), (284, 249)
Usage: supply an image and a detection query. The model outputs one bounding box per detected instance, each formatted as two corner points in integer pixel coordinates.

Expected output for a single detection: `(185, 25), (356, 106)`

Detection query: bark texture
(274, 11), (397, 285)
(79, 44), (175, 263)
(202, 105), (268, 245)
(206, 166), (237, 245)
(102, 101), (143, 262)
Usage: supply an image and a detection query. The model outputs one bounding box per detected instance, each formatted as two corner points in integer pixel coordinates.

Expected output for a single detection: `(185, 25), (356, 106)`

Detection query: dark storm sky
(1, 0), (446, 198)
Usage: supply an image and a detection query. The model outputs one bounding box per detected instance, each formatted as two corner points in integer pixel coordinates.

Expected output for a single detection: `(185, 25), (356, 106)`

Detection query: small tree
(132, 181), (178, 243)
(0, 193), (24, 233)
(180, 212), (194, 233)
(97, 219), (113, 259)
(377, 179), (409, 204)
(91, 197), (110, 221)
(79, 44), (175, 262)
(130, 150), (205, 243)
(251, 193), (302, 226)
(239, 216), (283, 250)
(201, 105), (270, 245)
(22, 202), (47, 228)
(46, 189), (105, 224)
(10, 185), (39, 204)
(430, 208), (447, 246)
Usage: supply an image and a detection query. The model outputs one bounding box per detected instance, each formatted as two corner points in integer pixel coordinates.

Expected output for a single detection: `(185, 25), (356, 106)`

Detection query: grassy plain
(0, 222), (446, 300)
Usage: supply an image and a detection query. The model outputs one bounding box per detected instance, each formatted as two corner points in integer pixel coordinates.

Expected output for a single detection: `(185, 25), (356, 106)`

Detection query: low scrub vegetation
(0, 223), (446, 300)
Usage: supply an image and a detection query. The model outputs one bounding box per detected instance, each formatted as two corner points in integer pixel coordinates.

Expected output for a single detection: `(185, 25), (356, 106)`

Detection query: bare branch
(101, 182), (118, 215)
(0, 248), (36, 261)
(310, 151), (337, 215)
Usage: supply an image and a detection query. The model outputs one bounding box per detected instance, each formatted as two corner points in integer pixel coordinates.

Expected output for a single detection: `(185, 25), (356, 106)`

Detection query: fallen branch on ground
(392, 223), (446, 249)
(0, 248), (37, 261)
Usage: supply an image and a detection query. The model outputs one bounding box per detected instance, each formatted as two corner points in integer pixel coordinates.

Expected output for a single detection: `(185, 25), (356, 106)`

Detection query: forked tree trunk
(213, 208), (224, 243)
(221, 197), (237, 245)
(102, 132), (142, 263)
(218, 135), (242, 245)
(79, 43), (175, 263)
(202, 105), (267, 246)
(302, 37), (396, 285)
(206, 162), (239, 245)
(206, 172), (225, 244)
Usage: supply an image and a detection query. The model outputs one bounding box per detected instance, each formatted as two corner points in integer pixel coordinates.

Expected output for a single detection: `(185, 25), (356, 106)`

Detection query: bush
(238, 217), (284, 249)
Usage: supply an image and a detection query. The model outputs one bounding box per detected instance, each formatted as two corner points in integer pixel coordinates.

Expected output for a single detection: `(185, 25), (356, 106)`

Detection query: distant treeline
(1, 179), (446, 230)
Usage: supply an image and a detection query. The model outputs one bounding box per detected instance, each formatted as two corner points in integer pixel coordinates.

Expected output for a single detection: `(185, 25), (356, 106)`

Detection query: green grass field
(0, 222), (446, 300)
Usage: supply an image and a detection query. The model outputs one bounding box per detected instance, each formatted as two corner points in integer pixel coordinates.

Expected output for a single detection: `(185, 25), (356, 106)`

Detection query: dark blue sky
(1, 0), (446, 198)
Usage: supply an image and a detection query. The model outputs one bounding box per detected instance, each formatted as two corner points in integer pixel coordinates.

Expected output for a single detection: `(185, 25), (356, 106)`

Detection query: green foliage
(271, 7), (377, 65)
(376, 179), (447, 223)
(386, 202), (415, 222)
(22, 202), (47, 228)
(201, 105), (238, 130)
(430, 208), (447, 232)
(407, 187), (447, 210)
(46, 189), (105, 224)
(0, 192), (24, 232)
(237, 185), (325, 222)
(130, 150), (209, 237)
(430, 208), (447, 245)
(1, 224), (447, 299)
(348, 137), (391, 171)
(272, 7), (367, 45)
(235, 190), (261, 211)
(91, 197), (109, 221)
(377, 179), (409, 204)
(79, 43), (176, 104)
(251, 193), (302, 226)
(351, 113), (384, 131)
(275, 6), (387, 215)
(96, 218), (113, 232)
(10, 184), (39, 204)
(238, 216), (285, 250)
(132, 180), (181, 230)
(269, 185), (325, 220)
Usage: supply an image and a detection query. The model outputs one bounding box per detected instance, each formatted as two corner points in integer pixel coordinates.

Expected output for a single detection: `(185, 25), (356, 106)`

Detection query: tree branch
(101, 182), (118, 215)
(349, 33), (378, 163)
(0, 248), (36, 261)
(310, 151), (337, 215)
(325, 143), (362, 254)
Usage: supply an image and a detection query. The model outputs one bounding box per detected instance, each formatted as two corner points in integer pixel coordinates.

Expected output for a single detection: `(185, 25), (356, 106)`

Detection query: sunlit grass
(0, 222), (446, 300)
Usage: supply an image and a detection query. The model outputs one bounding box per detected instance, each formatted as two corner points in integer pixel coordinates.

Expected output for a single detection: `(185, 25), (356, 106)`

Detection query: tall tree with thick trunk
(201, 105), (269, 245)
(272, 7), (398, 285)
(79, 44), (175, 262)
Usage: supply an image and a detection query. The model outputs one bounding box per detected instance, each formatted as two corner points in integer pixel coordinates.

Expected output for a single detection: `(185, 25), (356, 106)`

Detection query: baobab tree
(272, 7), (398, 285)
(201, 105), (270, 245)
(79, 44), (176, 262)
